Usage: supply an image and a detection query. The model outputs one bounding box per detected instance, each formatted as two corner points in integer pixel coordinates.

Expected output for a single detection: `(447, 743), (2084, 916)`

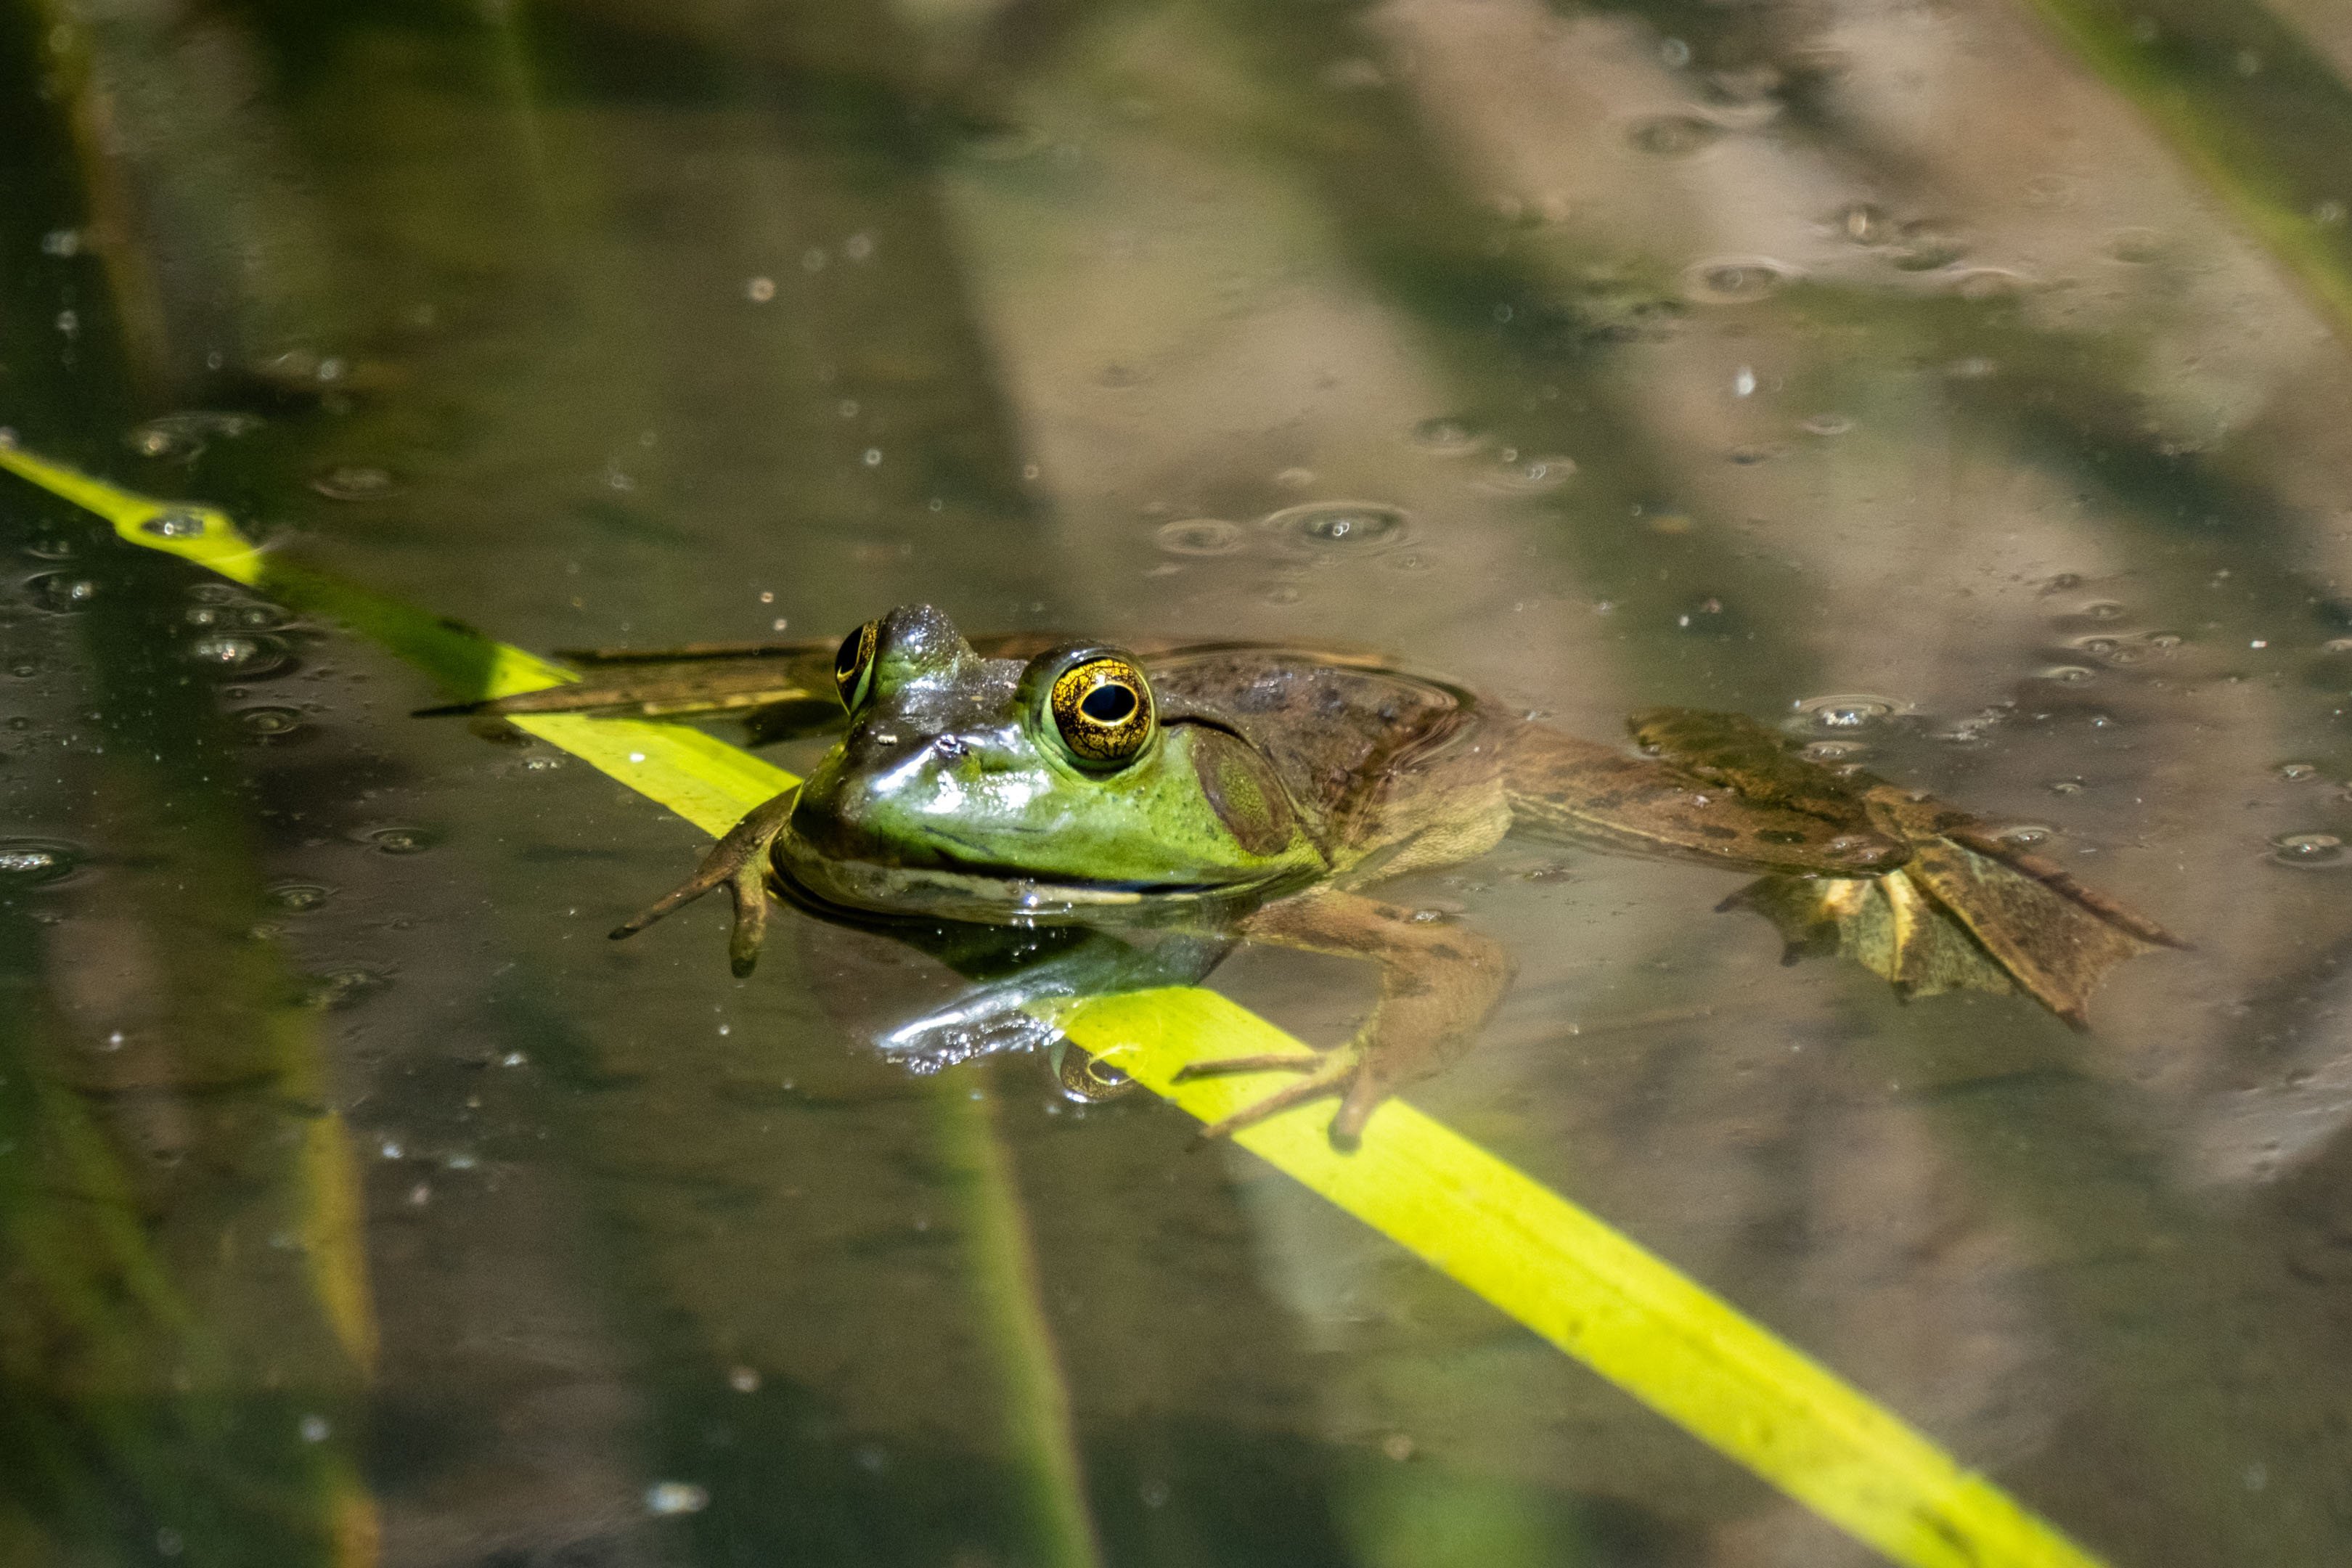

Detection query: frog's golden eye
(833, 620), (878, 714)
(1048, 656), (1153, 768)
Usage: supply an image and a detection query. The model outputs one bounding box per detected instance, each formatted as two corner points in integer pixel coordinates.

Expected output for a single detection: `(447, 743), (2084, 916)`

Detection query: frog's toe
(1180, 1046), (1376, 1149)
(609, 789), (795, 976)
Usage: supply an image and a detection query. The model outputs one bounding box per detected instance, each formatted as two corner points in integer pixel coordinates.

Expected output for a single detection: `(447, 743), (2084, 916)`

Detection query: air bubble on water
(269, 883), (332, 912)
(644, 1480), (710, 1516)
(311, 465), (401, 501)
(2144, 630), (2184, 649)
(187, 633), (292, 677)
(1261, 584), (1302, 605)
(1800, 739), (1869, 762)
(27, 573), (98, 613)
(2036, 665), (2096, 685)
(1263, 501), (1411, 551)
(1995, 824), (2055, 846)
(187, 599), (289, 631)
(1839, 203), (1891, 245)
(1153, 518), (1246, 556)
(729, 1366), (761, 1393)
(1794, 693), (1904, 729)
(2047, 778), (2084, 795)
(1408, 417), (1482, 455)
(1475, 454), (1576, 494)
(2078, 600), (2127, 621)
(141, 510), (208, 538)
(126, 424), (205, 462)
(367, 827), (436, 854)
(1888, 220), (1967, 271)
(2271, 833), (2343, 867)
(237, 706), (304, 738)
(1681, 256), (1794, 303)
(2278, 763), (2319, 782)
(1628, 115), (1724, 157)
(0, 839), (81, 886)
(307, 966), (391, 1010)
(1952, 268), (2028, 301)
(299, 1416), (330, 1443)
(1801, 414), (1853, 436)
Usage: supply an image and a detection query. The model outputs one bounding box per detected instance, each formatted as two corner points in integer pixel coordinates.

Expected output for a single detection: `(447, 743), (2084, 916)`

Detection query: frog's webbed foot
(610, 789), (796, 977)
(1175, 1040), (1386, 1149)
(1725, 787), (2185, 1025)
(1171, 891), (1514, 1151)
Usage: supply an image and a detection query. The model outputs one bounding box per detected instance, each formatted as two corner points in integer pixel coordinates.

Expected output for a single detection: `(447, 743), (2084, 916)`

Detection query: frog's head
(775, 605), (1324, 923)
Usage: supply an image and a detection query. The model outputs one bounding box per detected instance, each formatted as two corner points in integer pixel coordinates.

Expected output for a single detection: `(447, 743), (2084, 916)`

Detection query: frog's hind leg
(1172, 890), (1514, 1150)
(610, 789), (797, 977)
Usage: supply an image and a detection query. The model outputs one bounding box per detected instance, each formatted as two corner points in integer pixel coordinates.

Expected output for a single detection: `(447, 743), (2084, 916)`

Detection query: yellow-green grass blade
(1053, 990), (2102, 1568)
(0, 442), (2110, 1568)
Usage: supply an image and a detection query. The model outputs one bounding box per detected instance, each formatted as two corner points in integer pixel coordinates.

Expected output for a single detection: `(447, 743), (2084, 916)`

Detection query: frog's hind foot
(1174, 1044), (1384, 1151)
(610, 789), (796, 978)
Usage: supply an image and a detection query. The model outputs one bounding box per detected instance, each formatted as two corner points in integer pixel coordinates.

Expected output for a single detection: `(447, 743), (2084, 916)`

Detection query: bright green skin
(775, 605), (1343, 926)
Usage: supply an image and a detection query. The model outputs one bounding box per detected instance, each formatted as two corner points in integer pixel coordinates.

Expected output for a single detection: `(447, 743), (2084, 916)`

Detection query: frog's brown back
(1145, 648), (1477, 853)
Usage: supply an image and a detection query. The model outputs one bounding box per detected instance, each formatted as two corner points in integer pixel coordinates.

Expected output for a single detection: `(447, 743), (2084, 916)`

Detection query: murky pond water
(7, 2), (2352, 1565)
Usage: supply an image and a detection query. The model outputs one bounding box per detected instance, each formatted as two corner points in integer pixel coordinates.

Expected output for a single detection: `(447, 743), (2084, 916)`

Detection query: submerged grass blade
(2023, 0), (2352, 343)
(930, 1070), (1106, 1568)
(0, 443), (2113, 1568)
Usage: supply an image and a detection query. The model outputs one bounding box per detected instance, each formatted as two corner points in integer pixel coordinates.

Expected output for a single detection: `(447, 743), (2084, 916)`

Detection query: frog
(442, 603), (2184, 1148)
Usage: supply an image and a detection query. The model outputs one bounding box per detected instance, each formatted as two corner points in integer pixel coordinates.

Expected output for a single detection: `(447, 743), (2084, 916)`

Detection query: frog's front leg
(609, 788), (797, 976)
(1173, 890), (1515, 1150)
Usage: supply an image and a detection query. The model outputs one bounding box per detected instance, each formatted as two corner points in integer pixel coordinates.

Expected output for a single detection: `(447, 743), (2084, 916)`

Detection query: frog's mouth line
(769, 829), (1299, 926)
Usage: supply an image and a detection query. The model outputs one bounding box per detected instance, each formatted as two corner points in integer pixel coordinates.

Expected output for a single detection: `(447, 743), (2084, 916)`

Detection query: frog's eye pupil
(1079, 684), (1138, 724)
(1047, 655), (1153, 768)
(833, 621), (878, 712)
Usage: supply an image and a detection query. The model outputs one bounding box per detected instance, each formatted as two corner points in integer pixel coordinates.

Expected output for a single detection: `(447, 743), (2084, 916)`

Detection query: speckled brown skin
(451, 611), (2183, 1147)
